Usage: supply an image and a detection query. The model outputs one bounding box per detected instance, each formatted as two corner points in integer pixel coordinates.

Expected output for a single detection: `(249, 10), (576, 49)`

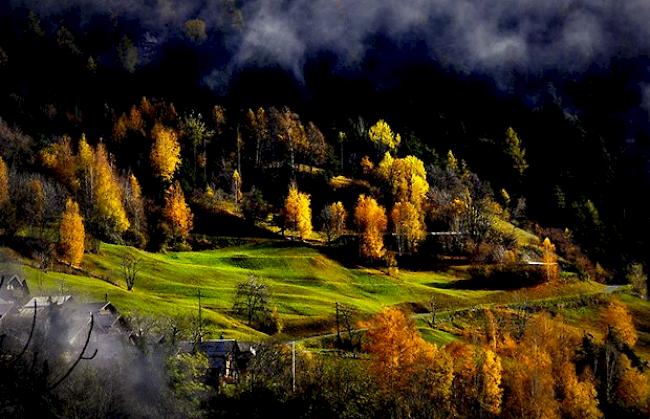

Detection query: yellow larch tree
(481, 348), (504, 416)
(368, 119), (401, 152)
(377, 153), (429, 209)
(391, 201), (426, 255)
(77, 134), (95, 212)
(163, 181), (193, 242)
(150, 123), (181, 181)
(94, 143), (130, 236)
(560, 365), (602, 419)
(364, 307), (432, 388)
(0, 154), (8, 208)
(615, 354), (650, 413)
(284, 184), (312, 240)
(59, 198), (85, 266)
(542, 237), (560, 282)
(354, 194), (388, 260)
(602, 299), (638, 347)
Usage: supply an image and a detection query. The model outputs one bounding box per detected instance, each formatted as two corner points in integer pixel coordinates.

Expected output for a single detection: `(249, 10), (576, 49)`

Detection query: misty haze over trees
(1, 1), (650, 418)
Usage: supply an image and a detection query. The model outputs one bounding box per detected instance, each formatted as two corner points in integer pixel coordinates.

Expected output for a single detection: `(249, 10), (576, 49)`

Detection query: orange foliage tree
(0, 154), (8, 208)
(602, 299), (637, 347)
(354, 195), (387, 260)
(364, 308), (435, 388)
(163, 181), (193, 243)
(40, 136), (78, 190)
(542, 237), (560, 282)
(59, 198), (85, 266)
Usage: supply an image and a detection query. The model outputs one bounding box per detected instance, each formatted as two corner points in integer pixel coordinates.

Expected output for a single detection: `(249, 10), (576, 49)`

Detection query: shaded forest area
(0, 4), (649, 278)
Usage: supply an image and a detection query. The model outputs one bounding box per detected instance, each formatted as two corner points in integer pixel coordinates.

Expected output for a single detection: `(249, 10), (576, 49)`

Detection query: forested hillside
(1, 2), (650, 418)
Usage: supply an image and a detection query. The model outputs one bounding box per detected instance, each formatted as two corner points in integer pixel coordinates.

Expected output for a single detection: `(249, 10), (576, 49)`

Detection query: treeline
(1, 92), (617, 288)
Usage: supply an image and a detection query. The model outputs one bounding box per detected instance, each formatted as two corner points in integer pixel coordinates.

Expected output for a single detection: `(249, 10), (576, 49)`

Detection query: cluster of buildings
(0, 274), (255, 382)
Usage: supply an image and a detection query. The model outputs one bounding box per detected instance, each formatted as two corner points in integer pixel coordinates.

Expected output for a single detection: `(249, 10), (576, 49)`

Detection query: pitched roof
(0, 301), (14, 317)
(23, 295), (74, 309)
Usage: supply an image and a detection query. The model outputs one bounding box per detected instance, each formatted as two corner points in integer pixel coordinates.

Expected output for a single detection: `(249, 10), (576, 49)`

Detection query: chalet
(0, 274), (30, 302)
(178, 339), (256, 383)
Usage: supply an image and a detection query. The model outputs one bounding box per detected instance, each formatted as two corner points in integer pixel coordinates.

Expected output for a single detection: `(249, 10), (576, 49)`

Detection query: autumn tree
(40, 136), (78, 191)
(163, 182), (193, 244)
(365, 307), (454, 416)
(354, 195), (388, 260)
(77, 134), (95, 218)
(602, 299), (637, 348)
(93, 143), (130, 239)
(481, 348), (504, 416)
(232, 170), (242, 207)
(0, 154), (8, 208)
(391, 201), (426, 255)
(376, 153), (429, 244)
(368, 119), (400, 153)
(59, 198), (85, 266)
(284, 184), (312, 240)
(560, 366), (602, 419)
(504, 127), (528, 177)
(182, 112), (214, 184)
(123, 173), (147, 246)
(364, 307), (431, 385)
(321, 201), (347, 243)
(542, 237), (560, 282)
(151, 123), (181, 182)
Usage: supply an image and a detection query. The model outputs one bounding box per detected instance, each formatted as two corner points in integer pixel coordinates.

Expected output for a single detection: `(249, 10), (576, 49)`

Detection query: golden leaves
(284, 184), (312, 240)
(151, 123), (181, 181)
(59, 198), (84, 266)
(354, 194), (387, 260)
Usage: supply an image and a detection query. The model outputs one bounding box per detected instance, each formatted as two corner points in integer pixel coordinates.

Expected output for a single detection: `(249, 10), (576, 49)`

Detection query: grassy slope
(6, 237), (607, 342)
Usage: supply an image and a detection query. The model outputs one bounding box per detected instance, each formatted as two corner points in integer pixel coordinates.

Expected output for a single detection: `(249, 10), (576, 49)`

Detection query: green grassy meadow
(3, 237), (618, 343)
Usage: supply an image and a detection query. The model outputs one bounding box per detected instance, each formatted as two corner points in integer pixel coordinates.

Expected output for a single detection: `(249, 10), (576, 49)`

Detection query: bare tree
(428, 295), (438, 327)
(120, 253), (141, 291)
(232, 275), (271, 327)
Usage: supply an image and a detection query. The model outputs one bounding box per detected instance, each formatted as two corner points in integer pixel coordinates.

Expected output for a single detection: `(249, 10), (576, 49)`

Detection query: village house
(178, 338), (256, 383)
(0, 274), (30, 303)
